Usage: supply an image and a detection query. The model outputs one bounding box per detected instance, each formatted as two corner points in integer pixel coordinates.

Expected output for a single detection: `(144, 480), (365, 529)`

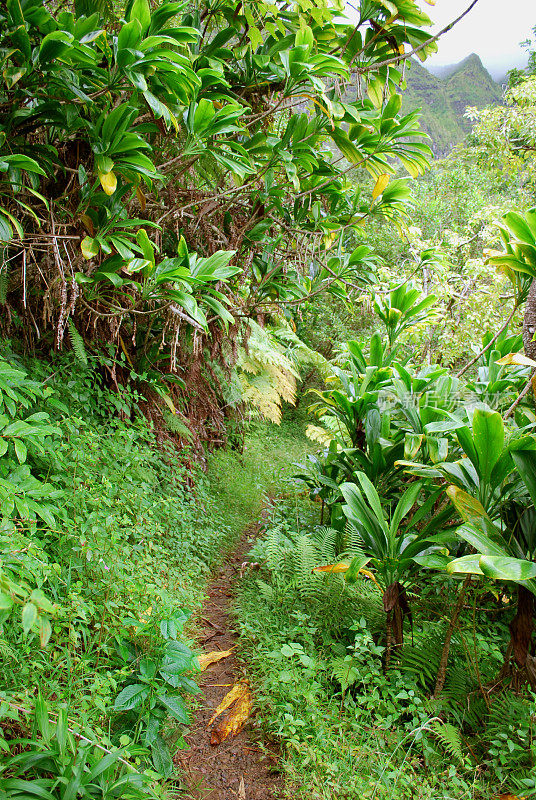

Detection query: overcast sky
(344, 0), (535, 79)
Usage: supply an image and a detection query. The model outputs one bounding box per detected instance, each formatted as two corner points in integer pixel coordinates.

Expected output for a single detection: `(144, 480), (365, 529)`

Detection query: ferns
(295, 534), (321, 598)
(247, 517), (384, 635)
(236, 320), (303, 423)
(162, 409), (193, 441)
(68, 320), (88, 366)
(430, 720), (465, 765)
(331, 656), (360, 692)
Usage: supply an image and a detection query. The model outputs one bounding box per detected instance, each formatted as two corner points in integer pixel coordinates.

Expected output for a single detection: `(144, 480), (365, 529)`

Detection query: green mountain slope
(402, 53), (503, 155)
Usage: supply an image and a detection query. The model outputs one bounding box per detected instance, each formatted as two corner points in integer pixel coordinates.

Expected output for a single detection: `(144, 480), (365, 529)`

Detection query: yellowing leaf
(136, 185), (146, 211)
(99, 170), (117, 195)
(80, 236), (99, 260)
(367, 78), (384, 109)
(198, 648), (235, 671)
(359, 568), (381, 589)
(80, 214), (94, 236)
(312, 562), (350, 574)
(208, 682), (248, 726)
(372, 173), (390, 201)
(446, 486), (488, 522)
(161, 393), (176, 415)
(209, 685), (253, 745)
(312, 563), (381, 589)
(496, 352), (536, 368)
(119, 335), (134, 368)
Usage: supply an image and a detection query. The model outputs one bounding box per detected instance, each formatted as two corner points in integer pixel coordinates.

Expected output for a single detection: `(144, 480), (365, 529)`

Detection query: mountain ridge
(402, 53), (503, 155)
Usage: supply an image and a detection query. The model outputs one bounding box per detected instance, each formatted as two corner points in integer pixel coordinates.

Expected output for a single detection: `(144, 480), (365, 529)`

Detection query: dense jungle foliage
(2, 0), (536, 798)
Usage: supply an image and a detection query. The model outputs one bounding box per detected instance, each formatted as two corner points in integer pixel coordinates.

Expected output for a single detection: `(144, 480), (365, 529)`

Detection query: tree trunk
(504, 282), (536, 687)
(433, 576), (471, 699)
(383, 583), (410, 669)
(523, 277), (536, 361)
(499, 581), (536, 690)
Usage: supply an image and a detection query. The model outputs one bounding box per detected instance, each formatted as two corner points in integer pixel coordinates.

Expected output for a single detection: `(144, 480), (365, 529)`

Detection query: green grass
(206, 412), (312, 539)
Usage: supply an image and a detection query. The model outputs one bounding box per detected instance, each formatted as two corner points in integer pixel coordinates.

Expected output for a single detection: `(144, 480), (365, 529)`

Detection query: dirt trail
(178, 520), (283, 800)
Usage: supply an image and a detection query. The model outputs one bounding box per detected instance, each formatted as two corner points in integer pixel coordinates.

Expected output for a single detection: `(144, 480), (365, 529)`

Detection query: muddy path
(178, 519), (283, 800)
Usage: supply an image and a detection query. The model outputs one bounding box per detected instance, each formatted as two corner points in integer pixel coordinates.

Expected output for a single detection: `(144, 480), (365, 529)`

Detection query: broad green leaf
(22, 601), (37, 634)
(479, 555), (536, 582)
(39, 31), (74, 63)
(30, 589), (54, 613)
(114, 683), (149, 710)
(355, 471), (388, 532)
(389, 481), (421, 536)
(344, 555), (371, 584)
(128, 0), (151, 35)
(151, 735), (173, 777)
(367, 78), (384, 108)
(158, 693), (189, 723)
(447, 554), (484, 575)
(472, 407), (504, 484)
(511, 448), (536, 507)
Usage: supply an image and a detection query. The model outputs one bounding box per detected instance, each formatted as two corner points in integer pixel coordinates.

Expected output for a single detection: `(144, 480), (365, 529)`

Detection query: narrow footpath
(179, 520), (283, 800)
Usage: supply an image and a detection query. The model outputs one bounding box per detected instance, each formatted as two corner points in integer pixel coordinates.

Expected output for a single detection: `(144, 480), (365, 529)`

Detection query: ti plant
(373, 282), (437, 348)
(317, 473), (450, 665)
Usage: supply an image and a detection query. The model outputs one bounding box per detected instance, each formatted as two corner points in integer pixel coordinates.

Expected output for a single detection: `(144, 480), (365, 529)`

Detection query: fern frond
(294, 534), (320, 598)
(68, 319), (88, 365)
(305, 424), (335, 446)
(430, 720), (464, 765)
(162, 410), (193, 441)
(236, 320), (299, 423)
(332, 656), (359, 692)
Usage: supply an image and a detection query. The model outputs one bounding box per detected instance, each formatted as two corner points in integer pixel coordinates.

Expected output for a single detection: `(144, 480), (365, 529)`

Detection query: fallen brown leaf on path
(210, 687), (253, 745)
(208, 682), (249, 726)
(238, 777), (246, 799)
(197, 647), (235, 671)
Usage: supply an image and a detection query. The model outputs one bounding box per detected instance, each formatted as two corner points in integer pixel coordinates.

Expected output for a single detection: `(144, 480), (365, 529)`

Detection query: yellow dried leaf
(135, 185), (146, 211)
(312, 562), (350, 574)
(197, 648), (234, 671)
(119, 335), (134, 368)
(80, 214), (94, 236)
(360, 568), (382, 590)
(208, 682), (248, 726)
(497, 352), (536, 368)
(99, 170), (117, 196)
(372, 173), (390, 201)
(161, 393), (176, 415)
(210, 687), (253, 745)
